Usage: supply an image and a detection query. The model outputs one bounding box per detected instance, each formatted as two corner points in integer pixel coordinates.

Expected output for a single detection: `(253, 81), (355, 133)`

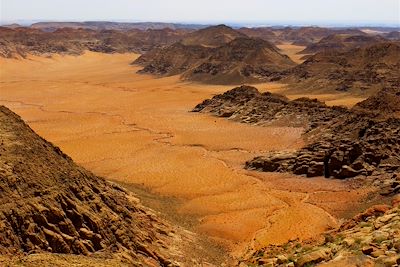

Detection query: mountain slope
(0, 106), (194, 266)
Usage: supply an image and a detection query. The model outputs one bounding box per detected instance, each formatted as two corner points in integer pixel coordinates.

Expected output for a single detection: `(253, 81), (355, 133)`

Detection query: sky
(0, 0), (399, 26)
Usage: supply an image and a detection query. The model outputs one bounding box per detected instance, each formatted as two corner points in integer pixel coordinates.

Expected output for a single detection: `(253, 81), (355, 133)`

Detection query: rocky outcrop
(354, 86), (400, 117)
(194, 86), (400, 180)
(0, 106), (192, 265)
(239, 203), (400, 267)
(193, 85), (346, 129)
(247, 116), (400, 179)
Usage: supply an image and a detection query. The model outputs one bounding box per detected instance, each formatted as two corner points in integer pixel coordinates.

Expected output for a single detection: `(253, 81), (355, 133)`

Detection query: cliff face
(0, 106), (193, 266)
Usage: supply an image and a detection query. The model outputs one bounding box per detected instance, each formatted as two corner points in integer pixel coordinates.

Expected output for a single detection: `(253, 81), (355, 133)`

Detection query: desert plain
(0, 48), (375, 262)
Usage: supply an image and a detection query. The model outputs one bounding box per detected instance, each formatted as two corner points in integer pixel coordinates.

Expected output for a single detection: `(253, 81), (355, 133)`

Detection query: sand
(0, 52), (371, 256)
(276, 43), (307, 64)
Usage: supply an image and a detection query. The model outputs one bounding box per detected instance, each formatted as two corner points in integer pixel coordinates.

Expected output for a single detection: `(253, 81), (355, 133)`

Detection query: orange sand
(0, 52), (370, 255)
(277, 43), (307, 64)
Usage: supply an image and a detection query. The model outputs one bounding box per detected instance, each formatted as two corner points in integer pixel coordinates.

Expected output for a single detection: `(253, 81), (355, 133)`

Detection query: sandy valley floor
(0, 52), (371, 258)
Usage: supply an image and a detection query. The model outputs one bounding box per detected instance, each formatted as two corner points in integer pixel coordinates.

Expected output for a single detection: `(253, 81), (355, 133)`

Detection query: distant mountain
(0, 26), (188, 58)
(384, 31), (400, 40)
(283, 42), (400, 93)
(299, 34), (387, 54)
(238, 27), (281, 43)
(238, 26), (367, 46)
(180, 24), (247, 47)
(134, 25), (295, 84)
(1, 23), (22, 29)
(30, 21), (207, 32)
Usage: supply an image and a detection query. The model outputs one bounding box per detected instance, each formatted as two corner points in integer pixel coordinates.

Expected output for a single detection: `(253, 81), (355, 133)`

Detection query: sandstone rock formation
(0, 106), (194, 266)
(193, 86), (400, 182)
(134, 25), (296, 84)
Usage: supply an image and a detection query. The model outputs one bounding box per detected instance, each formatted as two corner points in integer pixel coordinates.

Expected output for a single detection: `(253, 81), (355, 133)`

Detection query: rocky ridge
(0, 106), (196, 266)
(193, 86), (400, 184)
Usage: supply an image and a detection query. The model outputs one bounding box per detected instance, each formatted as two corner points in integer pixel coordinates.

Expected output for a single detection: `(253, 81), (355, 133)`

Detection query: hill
(180, 24), (247, 47)
(282, 42), (400, 93)
(183, 37), (296, 84)
(134, 25), (296, 84)
(239, 27), (367, 46)
(384, 31), (400, 40)
(193, 85), (400, 181)
(299, 33), (387, 55)
(354, 87), (400, 117)
(0, 106), (195, 266)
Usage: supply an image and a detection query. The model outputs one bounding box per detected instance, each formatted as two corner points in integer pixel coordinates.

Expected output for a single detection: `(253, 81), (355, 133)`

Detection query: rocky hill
(0, 106), (196, 266)
(183, 37), (296, 84)
(134, 42), (210, 76)
(281, 42), (400, 93)
(239, 27), (366, 46)
(278, 27), (366, 46)
(134, 25), (296, 84)
(237, 27), (279, 43)
(384, 31), (400, 40)
(354, 87), (400, 117)
(299, 33), (387, 55)
(180, 24), (246, 47)
(0, 26), (188, 58)
(193, 85), (400, 183)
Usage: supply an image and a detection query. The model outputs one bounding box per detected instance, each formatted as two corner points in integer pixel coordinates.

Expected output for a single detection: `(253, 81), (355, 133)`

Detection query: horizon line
(1, 19), (399, 28)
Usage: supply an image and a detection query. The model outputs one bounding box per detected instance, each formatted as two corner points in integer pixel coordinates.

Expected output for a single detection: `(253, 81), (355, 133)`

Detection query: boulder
(296, 248), (332, 266)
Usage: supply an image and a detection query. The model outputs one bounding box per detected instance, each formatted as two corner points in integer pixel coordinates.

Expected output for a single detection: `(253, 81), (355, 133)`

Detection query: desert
(1, 2), (400, 266)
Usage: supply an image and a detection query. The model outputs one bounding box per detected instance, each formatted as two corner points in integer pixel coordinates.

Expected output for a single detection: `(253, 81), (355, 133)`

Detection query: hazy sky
(1, 0), (399, 26)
